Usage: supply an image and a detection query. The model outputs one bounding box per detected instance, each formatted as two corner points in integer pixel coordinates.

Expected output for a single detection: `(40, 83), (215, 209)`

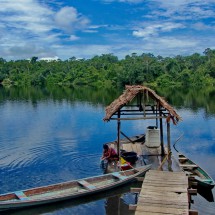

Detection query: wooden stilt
(167, 121), (171, 153)
(117, 111), (121, 157)
(159, 104), (164, 155)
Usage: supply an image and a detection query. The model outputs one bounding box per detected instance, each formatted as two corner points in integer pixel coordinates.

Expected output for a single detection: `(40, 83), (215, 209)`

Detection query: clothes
(109, 147), (117, 157)
(102, 147), (118, 161)
(107, 147), (118, 160)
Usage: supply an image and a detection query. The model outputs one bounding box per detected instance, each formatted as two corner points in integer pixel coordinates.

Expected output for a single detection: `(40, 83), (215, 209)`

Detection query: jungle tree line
(0, 48), (215, 88)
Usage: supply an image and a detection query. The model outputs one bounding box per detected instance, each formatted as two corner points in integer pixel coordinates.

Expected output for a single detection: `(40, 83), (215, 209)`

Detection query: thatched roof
(103, 85), (182, 124)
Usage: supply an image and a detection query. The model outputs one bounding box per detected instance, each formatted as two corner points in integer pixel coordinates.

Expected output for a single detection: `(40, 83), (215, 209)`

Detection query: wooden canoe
(178, 153), (215, 189)
(0, 165), (151, 211)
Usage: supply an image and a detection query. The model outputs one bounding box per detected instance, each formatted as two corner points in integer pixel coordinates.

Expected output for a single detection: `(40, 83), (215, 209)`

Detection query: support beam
(159, 104), (165, 155)
(117, 111), (121, 157)
(189, 210), (198, 215)
(167, 120), (171, 153)
(188, 188), (198, 195)
(130, 188), (141, 193)
(110, 116), (167, 121)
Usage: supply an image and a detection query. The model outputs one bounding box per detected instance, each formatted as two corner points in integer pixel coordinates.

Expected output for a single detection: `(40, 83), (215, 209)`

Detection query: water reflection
(1, 86), (215, 116)
(156, 86), (215, 116)
(0, 86), (215, 214)
(0, 86), (121, 107)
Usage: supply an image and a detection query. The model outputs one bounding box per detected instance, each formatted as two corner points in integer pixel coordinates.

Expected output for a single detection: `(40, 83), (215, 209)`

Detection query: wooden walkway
(135, 170), (189, 215)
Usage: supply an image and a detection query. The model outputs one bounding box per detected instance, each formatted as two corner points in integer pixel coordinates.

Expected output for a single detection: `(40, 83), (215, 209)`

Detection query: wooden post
(159, 104), (164, 155)
(117, 111), (121, 157)
(156, 104), (158, 128)
(167, 120), (171, 153)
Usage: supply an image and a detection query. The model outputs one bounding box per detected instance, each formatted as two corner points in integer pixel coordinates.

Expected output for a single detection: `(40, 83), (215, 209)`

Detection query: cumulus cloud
(55, 7), (90, 33)
(0, 0), (53, 34)
(0, 1), (91, 60)
(0, 0), (215, 60)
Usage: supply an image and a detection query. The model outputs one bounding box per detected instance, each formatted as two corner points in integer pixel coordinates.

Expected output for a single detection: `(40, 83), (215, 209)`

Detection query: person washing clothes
(101, 144), (118, 162)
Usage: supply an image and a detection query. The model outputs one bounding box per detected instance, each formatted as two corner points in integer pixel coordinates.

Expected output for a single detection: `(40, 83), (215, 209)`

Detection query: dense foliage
(0, 48), (215, 88)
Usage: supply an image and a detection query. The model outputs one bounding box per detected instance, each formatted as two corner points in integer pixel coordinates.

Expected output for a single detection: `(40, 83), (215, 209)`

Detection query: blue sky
(0, 0), (215, 60)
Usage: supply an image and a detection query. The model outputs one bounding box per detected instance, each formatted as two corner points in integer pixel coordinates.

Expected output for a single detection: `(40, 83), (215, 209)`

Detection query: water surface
(0, 86), (215, 215)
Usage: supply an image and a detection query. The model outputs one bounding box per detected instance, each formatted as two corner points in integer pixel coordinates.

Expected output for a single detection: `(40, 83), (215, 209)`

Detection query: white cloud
(0, 0), (214, 60)
(69, 35), (80, 41)
(49, 34), (202, 60)
(0, 1), (92, 60)
(105, 0), (215, 21)
(150, 0), (215, 20)
(156, 37), (197, 49)
(104, 0), (144, 3)
(192, 22), (214, 30)
(0, 0), (52, 15)
(53, 44), (114, 60)
(0, 0), (53, 34)
(55, 6), (90, 33)
(133, 22), (185, 38)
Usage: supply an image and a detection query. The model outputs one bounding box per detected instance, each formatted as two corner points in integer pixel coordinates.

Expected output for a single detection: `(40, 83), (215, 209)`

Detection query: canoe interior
(178, 154), (214, 184)
(0, 167), (143, 202)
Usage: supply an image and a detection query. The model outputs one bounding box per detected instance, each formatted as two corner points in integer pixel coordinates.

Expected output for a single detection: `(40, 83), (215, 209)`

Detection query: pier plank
(135, 170), (190, 215)
(137, 201), (188, 209)
(148, 170), (186, 175)
(143, 181), (188, 187)
(141, 184), (187, 193)
(139, 197), (188, 204)
(136, 205), (188, 215)
(144, 179), (188, 185)
(139, 193), (188, 203)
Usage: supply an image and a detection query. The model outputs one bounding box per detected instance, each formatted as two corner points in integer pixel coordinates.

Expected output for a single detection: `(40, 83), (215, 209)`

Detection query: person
(101, 144), (118, 162)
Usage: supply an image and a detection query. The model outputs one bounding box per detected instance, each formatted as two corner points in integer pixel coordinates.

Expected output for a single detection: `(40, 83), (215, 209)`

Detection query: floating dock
(134, 170), (197, 215)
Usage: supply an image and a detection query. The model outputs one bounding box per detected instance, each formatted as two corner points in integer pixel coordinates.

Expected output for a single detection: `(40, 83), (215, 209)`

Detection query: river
(0, 86), (214, 215)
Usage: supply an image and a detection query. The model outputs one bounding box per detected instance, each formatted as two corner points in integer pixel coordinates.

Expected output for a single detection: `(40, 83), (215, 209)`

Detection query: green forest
(0, 48), (215, 88)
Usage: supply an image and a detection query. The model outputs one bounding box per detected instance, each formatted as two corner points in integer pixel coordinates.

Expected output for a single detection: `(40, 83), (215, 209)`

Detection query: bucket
(121, 151), (138, 164)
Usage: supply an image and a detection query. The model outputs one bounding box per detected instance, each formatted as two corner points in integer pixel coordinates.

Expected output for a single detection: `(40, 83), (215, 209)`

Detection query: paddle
(173, 133), (184, 153)
(158, 133), (184, 170)
(157, 150), (171, 170)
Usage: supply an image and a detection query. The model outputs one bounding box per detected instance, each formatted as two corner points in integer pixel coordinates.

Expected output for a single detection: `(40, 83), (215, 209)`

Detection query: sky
(0, 0), (215, 60)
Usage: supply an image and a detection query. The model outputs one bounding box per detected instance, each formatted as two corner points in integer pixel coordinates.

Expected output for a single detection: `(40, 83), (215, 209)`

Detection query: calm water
(0, 86), (215, 215)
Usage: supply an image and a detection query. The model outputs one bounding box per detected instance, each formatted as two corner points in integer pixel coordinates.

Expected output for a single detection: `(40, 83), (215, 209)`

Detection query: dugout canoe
(0, 165), (151, 211)
(178, 153), (215, 189)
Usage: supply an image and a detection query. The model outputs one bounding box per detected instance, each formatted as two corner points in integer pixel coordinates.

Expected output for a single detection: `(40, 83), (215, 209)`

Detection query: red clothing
(102, 147), (118, 161)
(109, 147), (117, 156)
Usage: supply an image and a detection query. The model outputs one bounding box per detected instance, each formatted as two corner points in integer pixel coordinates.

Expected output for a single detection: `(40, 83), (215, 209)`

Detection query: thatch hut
(103, 85), (182, 156)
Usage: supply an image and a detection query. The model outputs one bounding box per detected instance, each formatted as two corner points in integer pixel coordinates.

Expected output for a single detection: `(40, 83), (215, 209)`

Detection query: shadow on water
(3, 181), (141, 215)
(197, 185), (214, 202)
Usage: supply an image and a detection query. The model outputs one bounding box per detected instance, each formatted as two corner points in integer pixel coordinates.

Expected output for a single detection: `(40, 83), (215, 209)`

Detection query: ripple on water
(0, 130), (104, 194)
(0, 140), (57, 170)
(63, 152), (102, 177)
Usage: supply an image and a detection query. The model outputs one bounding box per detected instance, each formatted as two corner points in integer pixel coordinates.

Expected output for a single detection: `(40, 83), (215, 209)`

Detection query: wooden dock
(135, 170), (191, 215)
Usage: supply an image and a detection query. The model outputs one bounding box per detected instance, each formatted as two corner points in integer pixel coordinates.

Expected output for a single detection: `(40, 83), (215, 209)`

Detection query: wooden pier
(103, 85), (198, 214)
(134, 170), (196, 215)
